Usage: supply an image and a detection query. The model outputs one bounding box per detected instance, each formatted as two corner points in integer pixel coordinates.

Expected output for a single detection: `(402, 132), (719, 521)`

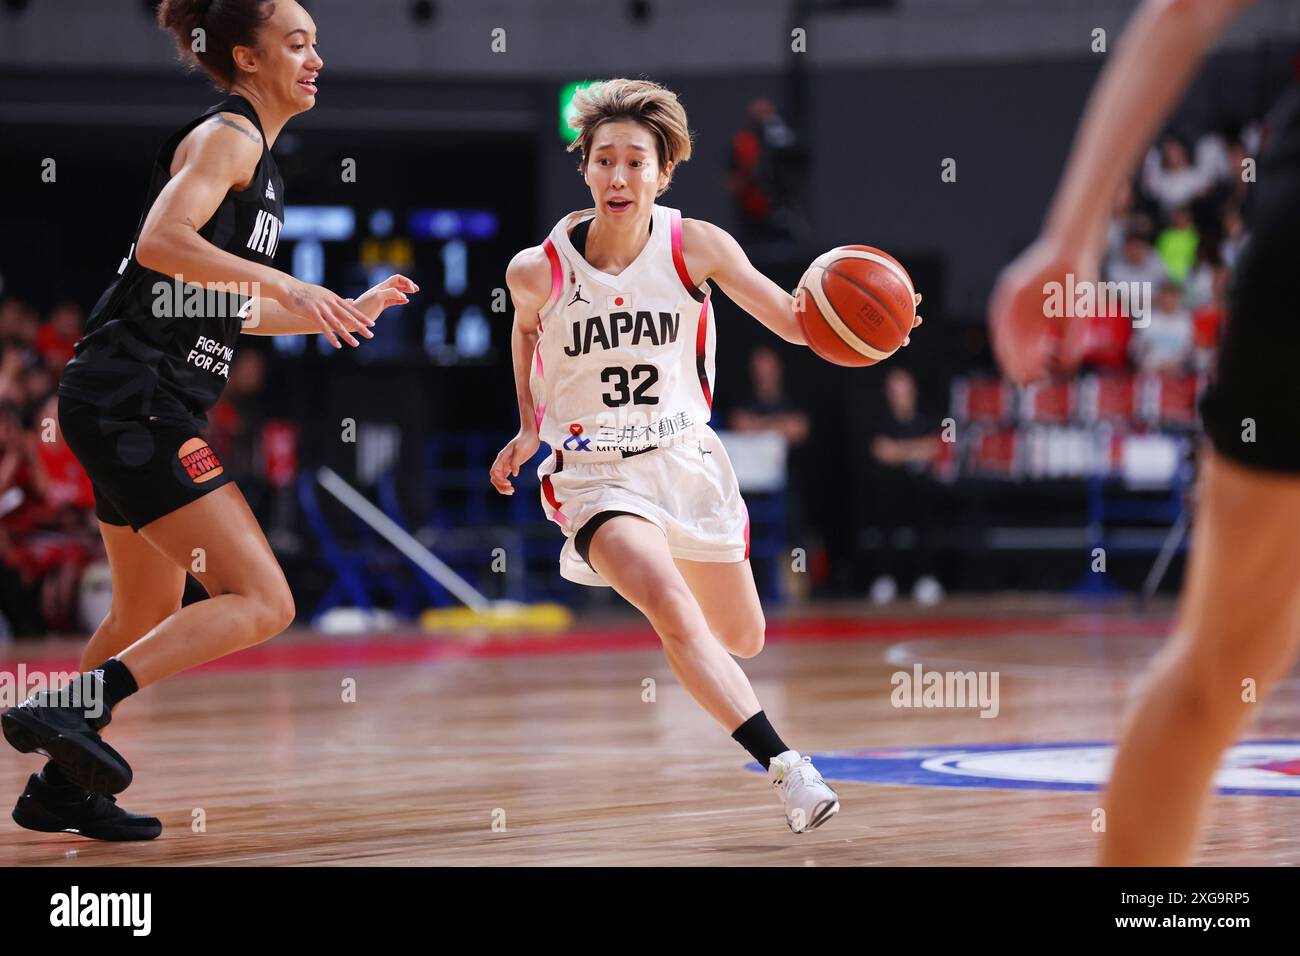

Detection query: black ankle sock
(41, 761), (82, 792)
(731, 710), (790, 770)
(91, 658), (139, 714)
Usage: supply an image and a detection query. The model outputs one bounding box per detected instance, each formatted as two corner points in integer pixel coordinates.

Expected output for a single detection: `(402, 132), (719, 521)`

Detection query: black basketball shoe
(2, 685), (133, 794)
(12, 770), (160, 841)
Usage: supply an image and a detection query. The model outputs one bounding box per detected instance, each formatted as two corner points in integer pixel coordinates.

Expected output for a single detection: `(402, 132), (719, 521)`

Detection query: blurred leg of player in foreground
(986, 0), (1300, 863)
(1102, 452), (1300, 864)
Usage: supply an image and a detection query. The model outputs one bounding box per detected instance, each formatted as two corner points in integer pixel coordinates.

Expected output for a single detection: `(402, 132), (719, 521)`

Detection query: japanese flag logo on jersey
(606, 293), (633, 310)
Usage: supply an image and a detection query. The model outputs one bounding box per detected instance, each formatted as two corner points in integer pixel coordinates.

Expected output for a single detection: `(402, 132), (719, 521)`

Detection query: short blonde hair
(566, 78), (693, 196)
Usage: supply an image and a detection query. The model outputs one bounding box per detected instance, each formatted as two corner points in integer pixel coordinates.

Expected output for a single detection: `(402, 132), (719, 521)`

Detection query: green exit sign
(559, 81), (602, 144)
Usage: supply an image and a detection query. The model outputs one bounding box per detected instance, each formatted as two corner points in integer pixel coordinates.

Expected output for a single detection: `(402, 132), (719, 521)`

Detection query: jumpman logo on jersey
(568, 283), (590, 307)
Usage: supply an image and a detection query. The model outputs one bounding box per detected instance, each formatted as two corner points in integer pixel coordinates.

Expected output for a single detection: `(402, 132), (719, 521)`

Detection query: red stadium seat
(951, 376), (1013, 424)
(1077, 372), (1137, 423)
(1019, 380), (1076, 424)
(1075, 309), (1133, 370)
(1145, 373), (1201, 427)
(970, 426), (1019, 477)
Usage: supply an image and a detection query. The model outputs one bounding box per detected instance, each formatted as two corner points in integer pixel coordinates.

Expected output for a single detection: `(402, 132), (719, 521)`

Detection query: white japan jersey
(531, 203), (716, 456)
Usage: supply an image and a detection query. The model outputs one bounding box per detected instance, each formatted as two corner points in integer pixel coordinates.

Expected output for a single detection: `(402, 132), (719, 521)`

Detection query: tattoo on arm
(210, 115), (262, 147)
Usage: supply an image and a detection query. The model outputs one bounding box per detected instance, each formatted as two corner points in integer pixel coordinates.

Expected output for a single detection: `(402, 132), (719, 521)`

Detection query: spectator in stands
(1130, 282), (1194, 373)
(1, 304), (40, 636)
(728, 344), (809, 446)
(27, 393), (97, 632)
(1184, 243), (1222, 311)
(1191, 264), (1230, 373)
(0, 400), (41, 628)
(0, 346), (25, 408)
(0, 400), (34, 509)
(726, 98), (806, 244)
(1, 301), (100, 637)
(1105, 181), (1137, 260)
(1106, 226), (1168, 289)
(1221, 135), (1252, 207)
(21, 363), (57, 421)
(867, 368), (943, 607)
(1155, 205), (1199, 284)
(1102, 180), (1154, 257)
(1220, 202), (1247, 270)
(0, 298), (41, 408)
(728, 345), (811, 582)
(1142, 134), (1213, 215)
(34, 300), (83, 371)
(1194, 125), (1233, 185)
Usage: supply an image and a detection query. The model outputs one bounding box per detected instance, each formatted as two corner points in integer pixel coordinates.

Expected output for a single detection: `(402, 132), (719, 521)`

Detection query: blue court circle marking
(747, 740), (1300, 797)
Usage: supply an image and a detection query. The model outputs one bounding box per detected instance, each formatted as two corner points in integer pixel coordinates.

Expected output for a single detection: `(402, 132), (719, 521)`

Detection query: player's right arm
(134, 113), (371, 349)
(988, 0), (1258, 383)
(489, 246), (551, 495)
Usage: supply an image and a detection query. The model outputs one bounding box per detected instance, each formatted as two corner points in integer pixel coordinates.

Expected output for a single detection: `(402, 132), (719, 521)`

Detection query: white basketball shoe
(768, 750), (839, 832)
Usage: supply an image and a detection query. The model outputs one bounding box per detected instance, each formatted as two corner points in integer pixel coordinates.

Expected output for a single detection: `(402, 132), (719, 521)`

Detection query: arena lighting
(559, 80), (602, 144)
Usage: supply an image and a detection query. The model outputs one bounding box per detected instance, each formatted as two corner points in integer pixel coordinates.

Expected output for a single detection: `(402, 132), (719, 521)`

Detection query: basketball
(796, 245), (916, 367)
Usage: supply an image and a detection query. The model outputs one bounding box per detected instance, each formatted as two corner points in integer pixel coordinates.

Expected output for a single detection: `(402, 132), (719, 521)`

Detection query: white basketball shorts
(537, 426), (751, 587)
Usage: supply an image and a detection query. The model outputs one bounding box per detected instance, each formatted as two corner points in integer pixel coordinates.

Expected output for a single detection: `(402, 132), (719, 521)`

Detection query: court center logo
(748, 741), (1300, 797)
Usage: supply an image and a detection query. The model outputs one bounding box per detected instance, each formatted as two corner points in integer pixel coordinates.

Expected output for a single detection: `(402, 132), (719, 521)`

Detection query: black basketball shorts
(1199, 164), (1300, 474)
(56, 393), (234, 532)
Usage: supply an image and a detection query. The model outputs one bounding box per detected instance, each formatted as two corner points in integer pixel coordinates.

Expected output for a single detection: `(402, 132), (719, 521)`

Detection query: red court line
(0, 613), (1171, 679)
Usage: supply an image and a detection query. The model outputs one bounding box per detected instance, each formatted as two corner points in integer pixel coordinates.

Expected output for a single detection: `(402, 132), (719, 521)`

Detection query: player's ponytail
(157, 0), (274, 91)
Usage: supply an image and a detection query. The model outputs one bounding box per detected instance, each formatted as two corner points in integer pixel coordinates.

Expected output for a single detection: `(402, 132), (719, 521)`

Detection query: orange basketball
(795, 245), (915, 367)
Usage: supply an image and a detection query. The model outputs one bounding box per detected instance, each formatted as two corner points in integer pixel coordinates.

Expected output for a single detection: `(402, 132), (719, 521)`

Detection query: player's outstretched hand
(490, 428), (541, 495)
(355, 274), (418, 322)
(988, 238), (1094, 384)
(276, 278), (377, 349)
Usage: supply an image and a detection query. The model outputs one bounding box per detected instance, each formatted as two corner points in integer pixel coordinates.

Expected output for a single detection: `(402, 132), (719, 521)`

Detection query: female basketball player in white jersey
(989, 0), (1297, 864)
(491, 79), (923, 832)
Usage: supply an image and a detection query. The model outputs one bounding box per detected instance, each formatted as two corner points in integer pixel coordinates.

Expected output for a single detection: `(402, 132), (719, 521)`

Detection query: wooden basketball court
(3, 597), (1298, 866)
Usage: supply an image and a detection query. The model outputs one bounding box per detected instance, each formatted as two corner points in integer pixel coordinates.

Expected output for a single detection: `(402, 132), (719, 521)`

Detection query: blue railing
(298, 431), (790, 622)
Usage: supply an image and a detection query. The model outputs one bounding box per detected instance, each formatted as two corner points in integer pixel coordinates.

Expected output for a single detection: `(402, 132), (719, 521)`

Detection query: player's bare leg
(674, 557), (766, 659)
(1101, 449), (1300, 865)
(80, 522), (187, 671)
(4, 521), (184, 840)
(120, 482), (295, 687)
(3, 483), (293, 795)
(588, 515), (761, 727)
(589, 516), (838, 831)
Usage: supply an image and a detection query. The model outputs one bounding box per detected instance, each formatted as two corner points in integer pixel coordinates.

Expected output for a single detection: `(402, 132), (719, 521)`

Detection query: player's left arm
(241, 274), (417, 336)
(682, 218), (807, 345)
(684, 219), (923, 348)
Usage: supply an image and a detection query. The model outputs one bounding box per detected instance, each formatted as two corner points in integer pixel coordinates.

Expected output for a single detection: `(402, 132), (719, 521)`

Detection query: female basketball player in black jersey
(1, 0), (415, 840)
(990, 0), (1298, 864)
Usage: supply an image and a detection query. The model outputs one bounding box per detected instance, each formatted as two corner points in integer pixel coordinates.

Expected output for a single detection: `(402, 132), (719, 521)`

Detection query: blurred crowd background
(2, 0), (1298, 639)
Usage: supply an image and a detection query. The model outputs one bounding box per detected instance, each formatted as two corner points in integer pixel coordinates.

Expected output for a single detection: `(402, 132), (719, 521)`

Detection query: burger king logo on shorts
(177, 437), (224, 483)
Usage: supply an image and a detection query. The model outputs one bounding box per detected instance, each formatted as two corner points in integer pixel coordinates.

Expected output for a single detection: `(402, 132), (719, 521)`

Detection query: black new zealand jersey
(59, 94), (285, 422)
